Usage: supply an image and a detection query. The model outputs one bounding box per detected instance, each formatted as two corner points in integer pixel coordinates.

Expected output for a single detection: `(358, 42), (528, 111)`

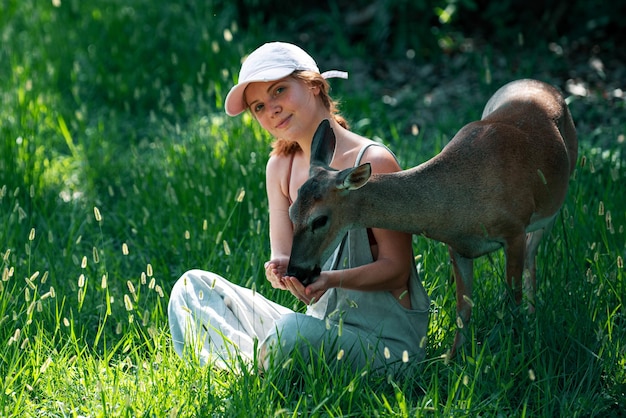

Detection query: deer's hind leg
(524, 216), (557, 313)
(504, 233), (526, 306)
(449, 248), (474, 357)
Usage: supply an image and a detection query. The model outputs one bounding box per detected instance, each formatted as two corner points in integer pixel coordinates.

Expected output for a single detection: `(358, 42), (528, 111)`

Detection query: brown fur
(287, 79), (578, 356)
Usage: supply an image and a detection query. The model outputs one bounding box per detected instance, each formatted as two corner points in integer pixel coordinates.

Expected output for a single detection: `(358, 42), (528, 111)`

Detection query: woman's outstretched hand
(283, 273), (328, 305)
(265, 258), (328, 304)
(264, 258), (289, 289)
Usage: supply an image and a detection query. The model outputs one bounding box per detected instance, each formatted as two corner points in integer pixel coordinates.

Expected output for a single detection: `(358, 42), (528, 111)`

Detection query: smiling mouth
(275, 115), (291, 129)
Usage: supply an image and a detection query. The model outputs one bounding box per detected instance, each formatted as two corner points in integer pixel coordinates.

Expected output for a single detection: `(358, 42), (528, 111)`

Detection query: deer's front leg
(449, 247), (474, 357)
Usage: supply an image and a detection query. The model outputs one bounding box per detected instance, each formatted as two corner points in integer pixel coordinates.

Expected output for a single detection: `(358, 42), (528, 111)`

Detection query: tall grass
(1, 0), (625, 416)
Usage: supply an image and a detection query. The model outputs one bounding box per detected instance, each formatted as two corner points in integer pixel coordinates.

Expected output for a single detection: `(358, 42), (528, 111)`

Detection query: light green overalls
(168, 144), (430, 374)
(260, 143), (430, 373)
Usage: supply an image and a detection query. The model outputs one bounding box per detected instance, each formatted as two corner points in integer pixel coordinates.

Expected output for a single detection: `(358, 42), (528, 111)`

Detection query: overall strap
(354, 143), (375, 166)
(355, 142), (400, 166)
(330, 142), (389, 270)
(286, 152), (296, 206)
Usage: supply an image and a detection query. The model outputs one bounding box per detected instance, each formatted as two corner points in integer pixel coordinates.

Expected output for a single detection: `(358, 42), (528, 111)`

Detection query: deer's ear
(337, 163), (372, 190)
(310, 119), (336, 168)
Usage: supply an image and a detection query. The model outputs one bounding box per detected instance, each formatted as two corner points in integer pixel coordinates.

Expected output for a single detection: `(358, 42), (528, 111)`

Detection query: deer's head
(286, 120), (372, 285)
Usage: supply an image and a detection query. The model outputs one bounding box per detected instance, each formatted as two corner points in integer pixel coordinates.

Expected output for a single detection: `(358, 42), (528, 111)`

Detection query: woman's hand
(282, 276), (310, 304)
(264, 258), (289, 289)
(266, 256), (328, 303)
(265, 257), (327, 303)
(283, 272), (330, 305)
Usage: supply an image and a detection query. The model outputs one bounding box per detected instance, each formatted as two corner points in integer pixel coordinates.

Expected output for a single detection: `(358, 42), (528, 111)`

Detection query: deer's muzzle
(286, 264), (321, 287)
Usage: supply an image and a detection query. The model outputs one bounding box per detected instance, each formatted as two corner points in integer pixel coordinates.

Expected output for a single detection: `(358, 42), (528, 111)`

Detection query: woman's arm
(264, 154), (295, 290)
(298, 146), (414, 304)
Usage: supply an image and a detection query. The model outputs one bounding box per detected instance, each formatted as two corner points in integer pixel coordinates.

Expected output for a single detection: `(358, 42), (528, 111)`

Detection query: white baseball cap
(224, 42), (348, 116)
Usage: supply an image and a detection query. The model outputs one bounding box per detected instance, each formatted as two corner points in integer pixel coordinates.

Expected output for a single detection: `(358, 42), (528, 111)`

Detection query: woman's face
(244, 76), (322, 142)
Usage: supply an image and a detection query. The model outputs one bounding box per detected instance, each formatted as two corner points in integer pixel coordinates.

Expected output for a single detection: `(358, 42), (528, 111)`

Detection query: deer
(286, 79), (578, 356)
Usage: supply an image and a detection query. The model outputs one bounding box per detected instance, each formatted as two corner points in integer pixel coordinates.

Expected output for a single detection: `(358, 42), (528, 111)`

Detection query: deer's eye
(311, 215), (328, 232)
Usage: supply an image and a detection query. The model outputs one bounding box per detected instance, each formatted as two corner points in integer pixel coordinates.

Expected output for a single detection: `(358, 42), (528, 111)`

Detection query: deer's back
(481, 79), (578, 172)
(411, 80), (576, 251)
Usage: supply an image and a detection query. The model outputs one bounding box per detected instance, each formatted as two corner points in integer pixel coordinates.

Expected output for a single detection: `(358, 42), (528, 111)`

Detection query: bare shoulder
(266, 153), (292, 179)
(338, 128), (401, 174)
(265, 153), (294, 201)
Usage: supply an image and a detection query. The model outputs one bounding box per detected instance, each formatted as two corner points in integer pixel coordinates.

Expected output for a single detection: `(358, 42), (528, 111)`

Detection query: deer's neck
(351, 163), (448, 236)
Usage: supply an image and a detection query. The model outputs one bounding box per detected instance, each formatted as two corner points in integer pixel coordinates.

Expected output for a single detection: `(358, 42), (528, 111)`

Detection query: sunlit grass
(1, 1), (625, 416)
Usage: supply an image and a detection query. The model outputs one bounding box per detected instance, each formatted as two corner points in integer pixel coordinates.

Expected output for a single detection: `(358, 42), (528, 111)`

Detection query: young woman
(168, 42), (429, 374)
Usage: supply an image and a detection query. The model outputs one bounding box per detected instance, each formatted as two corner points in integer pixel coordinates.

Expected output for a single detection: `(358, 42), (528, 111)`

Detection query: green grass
(1, 1), (625, 416)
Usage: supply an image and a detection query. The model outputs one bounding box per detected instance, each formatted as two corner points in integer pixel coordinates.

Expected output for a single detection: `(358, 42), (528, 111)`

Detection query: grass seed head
(18, 206), (27, 222)
(124, 294), (133, 311)
(127, 280), (136, 297)
(25, 277), (36, 290)
(12, 328), (21, 342)
(94, 206), (102, 222)
(235, 188), (245, 202)
(282, 358), (293, 369)
(40, 357), (53, 374)
(605, 210), (614, 233)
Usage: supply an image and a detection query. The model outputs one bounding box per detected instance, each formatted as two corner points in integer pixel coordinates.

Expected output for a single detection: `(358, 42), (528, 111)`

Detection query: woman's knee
(258, 314), (329, 369)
